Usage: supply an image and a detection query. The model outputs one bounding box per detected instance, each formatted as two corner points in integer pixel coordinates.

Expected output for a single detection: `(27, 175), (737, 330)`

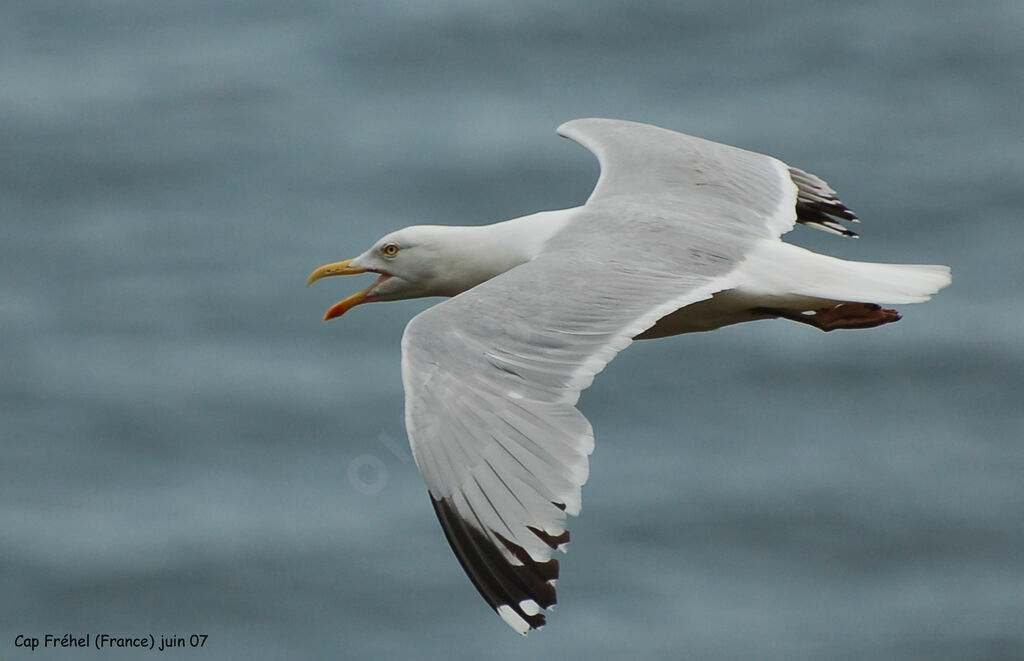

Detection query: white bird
(307, 119), (951, 634)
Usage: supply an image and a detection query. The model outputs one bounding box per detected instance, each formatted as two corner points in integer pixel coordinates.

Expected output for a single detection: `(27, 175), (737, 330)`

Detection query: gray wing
(401, 211), (752, 633)
(558, 118), (859, 237)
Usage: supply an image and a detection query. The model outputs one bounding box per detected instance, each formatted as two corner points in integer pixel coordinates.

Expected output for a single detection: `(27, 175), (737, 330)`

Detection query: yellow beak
(306, 258), (366, 286)
(307, 258), (390, 321)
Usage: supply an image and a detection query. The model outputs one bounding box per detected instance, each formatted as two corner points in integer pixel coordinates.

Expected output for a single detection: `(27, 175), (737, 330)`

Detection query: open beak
(307, 258), (391, 321)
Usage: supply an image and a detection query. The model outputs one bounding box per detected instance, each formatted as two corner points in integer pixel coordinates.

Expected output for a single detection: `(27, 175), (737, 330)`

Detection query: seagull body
(308, 119), (951, 634)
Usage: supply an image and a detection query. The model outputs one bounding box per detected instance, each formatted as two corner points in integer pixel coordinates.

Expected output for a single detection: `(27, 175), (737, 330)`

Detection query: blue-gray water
(2, 1), (1022, 659)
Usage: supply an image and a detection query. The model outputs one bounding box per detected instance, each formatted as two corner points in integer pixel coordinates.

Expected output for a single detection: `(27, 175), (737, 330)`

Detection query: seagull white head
(307, 224), (532, 320)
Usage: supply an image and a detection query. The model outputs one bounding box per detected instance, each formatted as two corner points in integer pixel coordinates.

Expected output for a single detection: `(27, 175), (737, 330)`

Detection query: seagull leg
(752, 302), (901, 332)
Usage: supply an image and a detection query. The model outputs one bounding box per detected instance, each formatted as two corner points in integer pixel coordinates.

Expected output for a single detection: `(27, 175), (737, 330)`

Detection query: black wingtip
(789, 166), (860, 237)
(430, 494), (559, 634)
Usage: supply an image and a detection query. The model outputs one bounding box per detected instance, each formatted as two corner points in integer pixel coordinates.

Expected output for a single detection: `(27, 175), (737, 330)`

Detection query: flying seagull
(307, 118), (951, 634)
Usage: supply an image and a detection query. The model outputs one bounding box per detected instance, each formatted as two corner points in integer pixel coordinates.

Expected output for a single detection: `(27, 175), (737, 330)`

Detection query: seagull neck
(432, 209), (572, 295)
(479, 208), (573, 260)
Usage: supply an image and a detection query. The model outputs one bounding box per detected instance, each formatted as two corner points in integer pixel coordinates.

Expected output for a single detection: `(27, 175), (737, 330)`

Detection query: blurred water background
(2, 1), (1023, 659)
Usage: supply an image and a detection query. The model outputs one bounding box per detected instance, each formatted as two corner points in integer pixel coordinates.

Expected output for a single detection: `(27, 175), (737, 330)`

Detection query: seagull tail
(742, 241), (952, 304)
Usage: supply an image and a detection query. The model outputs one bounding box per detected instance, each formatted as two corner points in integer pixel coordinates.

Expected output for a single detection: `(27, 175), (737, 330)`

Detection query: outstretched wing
(558, 118), (859, 237)
(401, 211), (752, 633)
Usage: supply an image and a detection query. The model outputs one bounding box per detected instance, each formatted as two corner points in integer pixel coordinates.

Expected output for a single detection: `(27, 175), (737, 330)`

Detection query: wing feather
(402, 234), (747, 632)
(558, 118), (859, 238)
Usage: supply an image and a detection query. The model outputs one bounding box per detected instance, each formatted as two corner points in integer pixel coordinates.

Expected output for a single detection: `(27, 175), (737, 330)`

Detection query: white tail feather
(740, 241), (952, 304)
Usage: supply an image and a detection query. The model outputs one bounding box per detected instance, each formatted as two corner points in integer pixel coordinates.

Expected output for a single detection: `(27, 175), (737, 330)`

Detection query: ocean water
(2, 1), (1023, 659)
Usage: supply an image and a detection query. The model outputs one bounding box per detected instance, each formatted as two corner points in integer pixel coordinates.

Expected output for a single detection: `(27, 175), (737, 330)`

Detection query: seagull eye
(381, 243), (400, 257)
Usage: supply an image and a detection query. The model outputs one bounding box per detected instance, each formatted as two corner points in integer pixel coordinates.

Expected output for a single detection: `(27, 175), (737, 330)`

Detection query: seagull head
(307, 225), (519, 321)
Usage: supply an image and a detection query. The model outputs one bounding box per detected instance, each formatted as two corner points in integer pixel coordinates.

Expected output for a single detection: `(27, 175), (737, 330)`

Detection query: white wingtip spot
(497, 605), (531, 635)
(519, 599), (541, 616)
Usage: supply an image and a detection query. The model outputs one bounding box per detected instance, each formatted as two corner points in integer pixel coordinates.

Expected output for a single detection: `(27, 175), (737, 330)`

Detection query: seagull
(307, 119), (951, 634)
